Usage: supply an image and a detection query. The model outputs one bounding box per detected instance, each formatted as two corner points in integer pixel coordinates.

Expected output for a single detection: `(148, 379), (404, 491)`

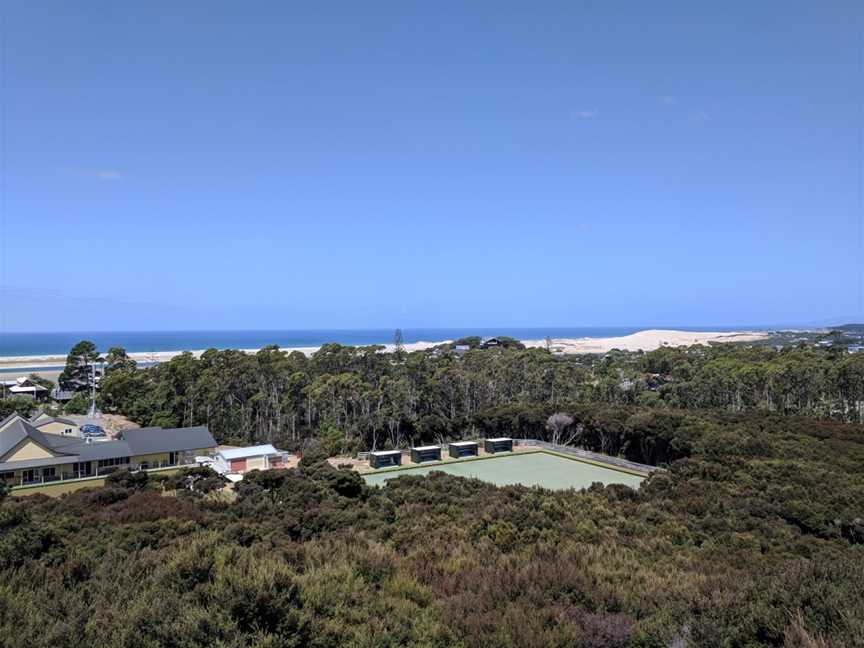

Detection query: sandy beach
(0, 341), (447, 373)
(0, 330), (769, 374)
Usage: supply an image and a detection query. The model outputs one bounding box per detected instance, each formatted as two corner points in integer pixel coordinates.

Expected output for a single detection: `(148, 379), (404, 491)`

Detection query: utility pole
(88, 361), (99, 418)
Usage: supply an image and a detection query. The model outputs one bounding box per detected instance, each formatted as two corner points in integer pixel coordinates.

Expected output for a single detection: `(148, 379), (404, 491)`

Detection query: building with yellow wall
(0, 412), (216, 493)
(29, 412), (80, 437)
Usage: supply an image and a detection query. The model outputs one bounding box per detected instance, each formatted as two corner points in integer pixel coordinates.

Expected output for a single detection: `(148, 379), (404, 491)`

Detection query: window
(0, 471), (14, 482)
(97, 457), (130, 469)
(42, 466), (56, 478)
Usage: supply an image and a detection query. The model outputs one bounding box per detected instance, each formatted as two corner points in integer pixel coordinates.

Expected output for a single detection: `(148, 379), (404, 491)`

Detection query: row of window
(2, 468), (55, 483)
(4, 453), (188, 484)
(97, 457), (130, 468)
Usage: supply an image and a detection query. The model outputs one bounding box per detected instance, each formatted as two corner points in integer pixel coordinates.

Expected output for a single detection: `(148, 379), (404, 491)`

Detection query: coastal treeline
(1, 406), (862, 647)
(94, 342), (864, 448)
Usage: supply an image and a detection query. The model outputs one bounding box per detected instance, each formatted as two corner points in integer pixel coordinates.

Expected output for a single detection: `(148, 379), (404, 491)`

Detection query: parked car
(81, 424), (106, 437)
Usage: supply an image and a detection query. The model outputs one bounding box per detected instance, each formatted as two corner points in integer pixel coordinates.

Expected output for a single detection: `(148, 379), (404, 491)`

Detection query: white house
(211, 444), (288, 477)
(1, 377), (49, 402)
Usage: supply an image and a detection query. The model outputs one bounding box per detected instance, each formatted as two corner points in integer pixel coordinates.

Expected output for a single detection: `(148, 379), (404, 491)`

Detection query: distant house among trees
(1, 377), (49, 402)
(50, 387), (76, 402)
(480, 336), (525, 350)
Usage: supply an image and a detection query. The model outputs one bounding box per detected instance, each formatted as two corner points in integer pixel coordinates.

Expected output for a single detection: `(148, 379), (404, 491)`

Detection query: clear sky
(2, 1), (862, 332)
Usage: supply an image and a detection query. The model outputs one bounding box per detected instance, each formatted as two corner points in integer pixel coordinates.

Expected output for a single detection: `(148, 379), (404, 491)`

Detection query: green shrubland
(1, 405), (862, 647)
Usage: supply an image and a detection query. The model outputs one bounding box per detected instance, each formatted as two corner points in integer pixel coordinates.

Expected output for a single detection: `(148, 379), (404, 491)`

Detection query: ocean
(0, 327), (763, 358)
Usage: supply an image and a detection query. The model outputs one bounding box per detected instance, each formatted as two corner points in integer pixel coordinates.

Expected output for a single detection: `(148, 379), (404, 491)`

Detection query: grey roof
(0, 455), (79, 472)
(118, 425), (215, 454)
(0, 422), (214, 472)
(0, 419), (78, 459)
(39, 434), (83, 452)
(0, 419), (31, 458)
(0, 436), (135, 472)
(32, 416), (78, 429)
(0, 412), (28, 432)
(77, 440), (134, 461)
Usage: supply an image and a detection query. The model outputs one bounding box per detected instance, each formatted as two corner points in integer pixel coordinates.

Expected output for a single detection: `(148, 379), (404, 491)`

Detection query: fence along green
(362, 451), (645, 490)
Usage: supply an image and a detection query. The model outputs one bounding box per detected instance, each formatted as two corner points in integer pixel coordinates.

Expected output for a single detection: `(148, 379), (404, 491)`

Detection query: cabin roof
(218, 444), (279, 460)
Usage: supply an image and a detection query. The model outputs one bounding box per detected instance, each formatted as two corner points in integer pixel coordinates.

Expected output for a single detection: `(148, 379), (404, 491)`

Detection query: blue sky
(2, 1), (862, 332)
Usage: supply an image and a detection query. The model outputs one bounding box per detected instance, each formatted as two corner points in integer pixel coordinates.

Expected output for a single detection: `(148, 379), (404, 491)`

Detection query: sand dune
(523, 329), (769, 354)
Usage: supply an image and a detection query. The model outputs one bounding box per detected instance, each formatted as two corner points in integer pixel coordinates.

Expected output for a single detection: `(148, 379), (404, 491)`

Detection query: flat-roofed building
(449, 441), (478, 458)
(410, 445), (441, 463)
(369, 449), (402, 469)
(212, 444), (288, 475)
(484, 437), (513, 454)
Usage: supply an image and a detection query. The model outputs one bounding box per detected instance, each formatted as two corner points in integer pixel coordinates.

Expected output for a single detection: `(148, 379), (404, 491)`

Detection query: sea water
(0, 326), (763, 357)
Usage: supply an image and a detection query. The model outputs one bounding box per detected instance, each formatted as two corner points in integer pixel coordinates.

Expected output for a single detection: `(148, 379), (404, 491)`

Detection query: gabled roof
(31, 416), (78, 429)
(7, 377), (48, 393)
(0, 412), (29, 433)
(30, 410), (50, 423)
(117, 425), (216, 455)
(0, 422), (216, 472)
(0, 419), (32, 458)
(0, 419), (78, 461)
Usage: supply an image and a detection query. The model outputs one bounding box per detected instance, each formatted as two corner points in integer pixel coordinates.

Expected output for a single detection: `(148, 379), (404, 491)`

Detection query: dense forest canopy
(0, 404), (862, 647)
(88, 341), (864, 450)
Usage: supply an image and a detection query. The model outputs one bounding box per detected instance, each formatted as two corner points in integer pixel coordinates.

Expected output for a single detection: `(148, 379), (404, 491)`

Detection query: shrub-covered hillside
(1, 407), (862, 647)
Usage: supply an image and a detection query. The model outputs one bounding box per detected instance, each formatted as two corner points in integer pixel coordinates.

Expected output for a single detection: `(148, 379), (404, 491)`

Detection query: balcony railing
(10, 457), (202, 489)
